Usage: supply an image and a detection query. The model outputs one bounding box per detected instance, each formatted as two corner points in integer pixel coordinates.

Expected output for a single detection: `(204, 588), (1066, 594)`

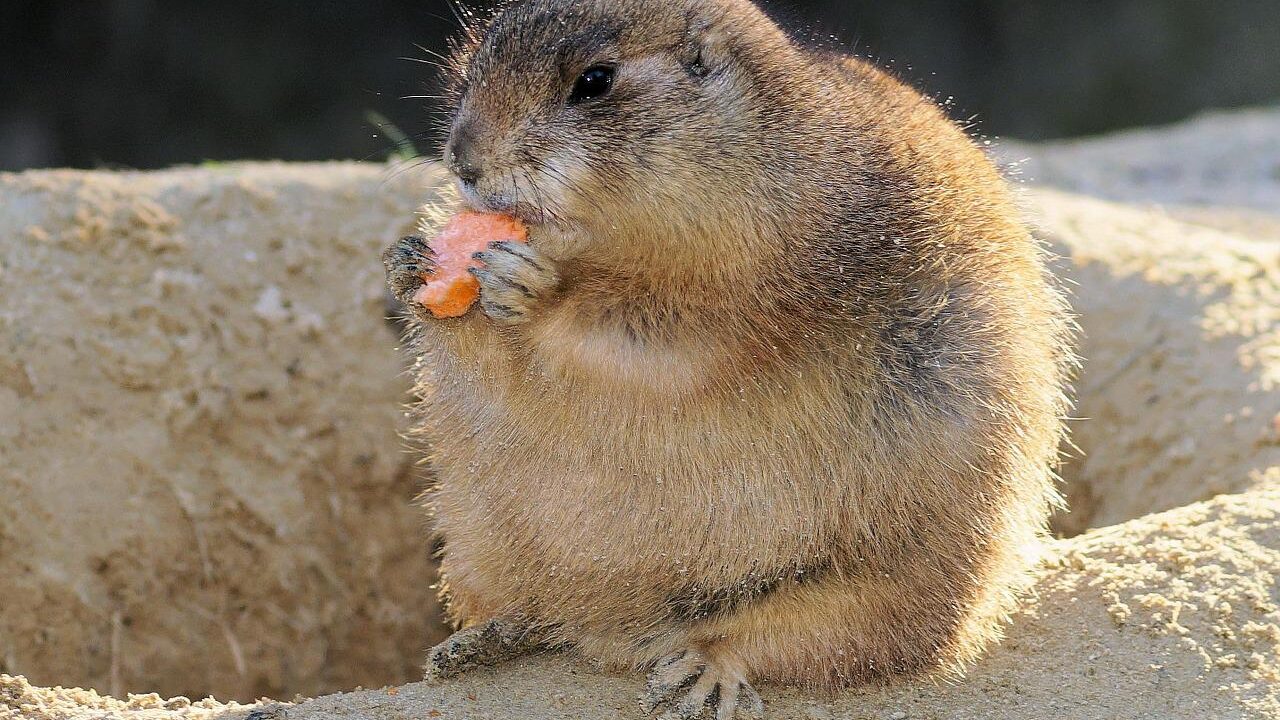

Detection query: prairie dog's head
(439, 0), (805, 261)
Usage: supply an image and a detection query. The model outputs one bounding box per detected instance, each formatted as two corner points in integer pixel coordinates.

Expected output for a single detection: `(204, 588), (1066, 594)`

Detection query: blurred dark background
(3, 0), (1278, 172)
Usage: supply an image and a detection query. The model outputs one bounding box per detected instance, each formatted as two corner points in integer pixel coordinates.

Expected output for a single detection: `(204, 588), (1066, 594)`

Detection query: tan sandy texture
(1, 675), (252, 720)
(1004, 107), (1280, 535)
(4, 108), (1280, 719)
(220, 483), (1280, 720)
(7, 481), (1278, 720)
(0, 162), (450, 703)
(1001, 107), (1280, 241)
(1042, 189), (1280, 535)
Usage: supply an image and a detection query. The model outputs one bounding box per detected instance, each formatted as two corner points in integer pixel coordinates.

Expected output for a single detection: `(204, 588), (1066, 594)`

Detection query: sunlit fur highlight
(403, 0), (1076, 694)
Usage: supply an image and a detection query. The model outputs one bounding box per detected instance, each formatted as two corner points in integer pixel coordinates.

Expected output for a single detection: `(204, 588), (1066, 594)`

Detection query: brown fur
(390, 0), (1074, 707)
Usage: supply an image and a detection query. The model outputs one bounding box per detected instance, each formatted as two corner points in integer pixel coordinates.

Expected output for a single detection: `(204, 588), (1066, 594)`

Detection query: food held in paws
(414, 212), (529, 319)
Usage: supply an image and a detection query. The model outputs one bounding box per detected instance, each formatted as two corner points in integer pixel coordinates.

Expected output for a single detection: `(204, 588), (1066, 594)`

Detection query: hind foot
(423, 619), (534, 681)
(641, 650), (764, 720)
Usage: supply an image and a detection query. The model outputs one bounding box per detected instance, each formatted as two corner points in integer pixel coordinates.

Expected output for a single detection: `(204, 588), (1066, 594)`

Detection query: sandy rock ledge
(0, 162), (449, 703)
(5, 482), (1278, 719)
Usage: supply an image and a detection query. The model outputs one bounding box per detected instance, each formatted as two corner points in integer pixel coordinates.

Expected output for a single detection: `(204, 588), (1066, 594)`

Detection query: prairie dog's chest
(420, 315), (859, 585)
(423, 303), (850, 457)
(429, 388), (841, 586)
(428, 337), (847, 504)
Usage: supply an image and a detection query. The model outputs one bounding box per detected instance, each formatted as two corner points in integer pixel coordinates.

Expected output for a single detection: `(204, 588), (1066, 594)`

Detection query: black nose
(447, 132), (482, 186)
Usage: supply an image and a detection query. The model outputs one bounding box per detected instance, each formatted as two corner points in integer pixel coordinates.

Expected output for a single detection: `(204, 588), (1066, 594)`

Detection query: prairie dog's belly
(422, 346), (856, 629)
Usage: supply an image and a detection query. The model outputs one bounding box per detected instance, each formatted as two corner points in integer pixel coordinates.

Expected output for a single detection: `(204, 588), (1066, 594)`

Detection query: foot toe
(480, 241), (560, 295)
(714, 682), (738, 720)
(383, 235), (437, 307)
(736, 681), (764, 719)
(642, 651), (763, 719)
(641, 651), (704, 713)
(422, 632), (472, 681)
(469, 241), (560, 323)
(659, 672), (718, 720)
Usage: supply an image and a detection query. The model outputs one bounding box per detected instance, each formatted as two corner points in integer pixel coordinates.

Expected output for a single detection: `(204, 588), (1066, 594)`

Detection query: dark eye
(569, 64), (616, 104)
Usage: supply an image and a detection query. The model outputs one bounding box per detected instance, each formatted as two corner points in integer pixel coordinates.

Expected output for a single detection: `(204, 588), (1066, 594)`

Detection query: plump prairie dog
(382, 0), (1074, 717)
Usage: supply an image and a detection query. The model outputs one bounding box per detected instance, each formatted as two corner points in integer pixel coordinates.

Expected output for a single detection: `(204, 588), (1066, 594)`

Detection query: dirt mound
(0, 163), (449, 703)
(1043, 190), (1280, 535)
(8, 482), (1278, 720)
(252, 482), (1280, 720)
(1001, 107), (1280, 241)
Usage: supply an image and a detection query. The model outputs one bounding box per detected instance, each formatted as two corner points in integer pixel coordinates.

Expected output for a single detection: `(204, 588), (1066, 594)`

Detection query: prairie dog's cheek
(530, 224), (592, 264)
(537, 150), (591, 204)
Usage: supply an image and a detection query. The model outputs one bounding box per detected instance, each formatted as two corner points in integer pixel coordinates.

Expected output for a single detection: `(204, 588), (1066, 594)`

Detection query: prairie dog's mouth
(455, 177), (551, 228)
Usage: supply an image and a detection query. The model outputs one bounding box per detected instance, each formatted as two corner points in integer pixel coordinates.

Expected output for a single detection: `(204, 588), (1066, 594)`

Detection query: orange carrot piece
(413, 212), (529, 319)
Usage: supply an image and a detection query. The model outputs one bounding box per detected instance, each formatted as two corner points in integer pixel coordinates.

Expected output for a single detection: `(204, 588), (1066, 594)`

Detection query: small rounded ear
(681, 12), (734, 79)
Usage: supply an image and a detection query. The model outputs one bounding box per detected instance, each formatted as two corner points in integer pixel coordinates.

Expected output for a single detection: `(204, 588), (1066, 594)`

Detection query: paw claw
(382, 235), (437, 311)
(642, 651), (762, 719)
(470, 242), (559, 325)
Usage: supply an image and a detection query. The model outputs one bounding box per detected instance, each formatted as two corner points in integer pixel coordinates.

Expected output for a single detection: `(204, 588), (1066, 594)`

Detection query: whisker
(522, 167), (551, 226)
(442, 0), (477, 35)
(419, 12), (468, 34)
(380, 159), (428, 186)
(381, 156), (441, 189)
(411, 43), (453, 64)
(536, 162), (576, 196)
(400, 57), (447, 70)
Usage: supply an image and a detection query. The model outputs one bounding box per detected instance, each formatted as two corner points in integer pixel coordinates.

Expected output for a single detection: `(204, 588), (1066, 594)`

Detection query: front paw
(642, 650), (764, 720)
(470, 241), (560, 325)
(382, 235), (436, 310)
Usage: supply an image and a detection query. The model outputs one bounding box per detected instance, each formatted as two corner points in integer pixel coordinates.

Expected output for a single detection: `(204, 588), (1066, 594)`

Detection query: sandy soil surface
(4, 108), (1280, 719)
(222, 484), (1280, 720)
(1003, 108), (1280, 535)
(1001, 107), (1280, 241)
(0, 163), (449, 703)
(1041, 189), (1280, 535)
(7, 481), (1278, 720)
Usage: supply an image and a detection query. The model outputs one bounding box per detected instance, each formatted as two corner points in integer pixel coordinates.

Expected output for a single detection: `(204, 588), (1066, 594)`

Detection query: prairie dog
(382, 0), (1074, 717)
